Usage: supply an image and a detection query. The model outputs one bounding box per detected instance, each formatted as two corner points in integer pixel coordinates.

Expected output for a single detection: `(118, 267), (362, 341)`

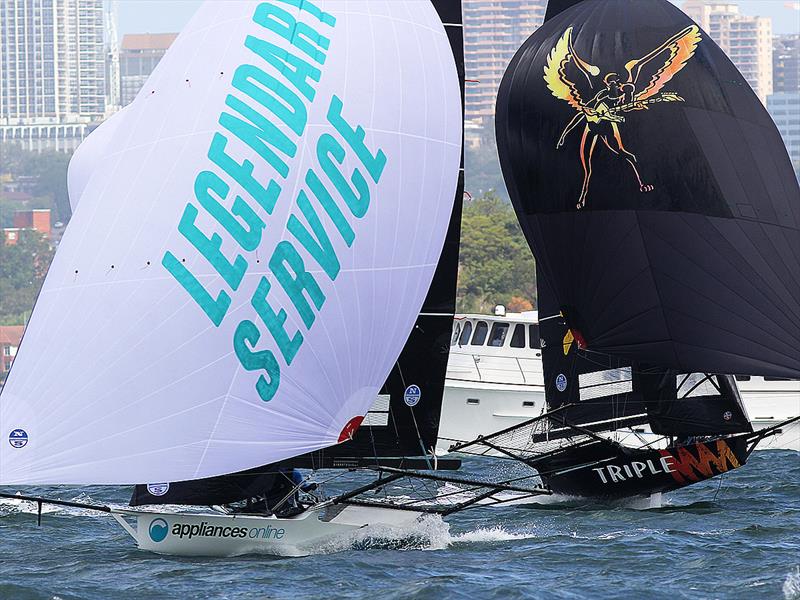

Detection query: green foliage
(0, 230), (54, 325)
(0, 143), (72, 224)
(464, 132), (509, 201)
(457, 191), (536, 313)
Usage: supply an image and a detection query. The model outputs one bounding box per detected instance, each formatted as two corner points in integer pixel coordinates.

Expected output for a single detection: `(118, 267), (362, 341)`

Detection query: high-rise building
(105, 2), (121, 111)
(768, 92), (800, 177)
(119, 33), (177, 106)
(682, 1), (773, 104)
(774, 34), (800, 94)
(0, 0), (106, 150)
(463, 0), (546, 127)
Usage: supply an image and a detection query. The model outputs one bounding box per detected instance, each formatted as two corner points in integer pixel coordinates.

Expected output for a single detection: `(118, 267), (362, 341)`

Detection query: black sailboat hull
(533, 435), (752, 499)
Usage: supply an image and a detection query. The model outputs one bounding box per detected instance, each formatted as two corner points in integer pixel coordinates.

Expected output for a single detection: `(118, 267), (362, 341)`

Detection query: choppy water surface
(1, 451), (798, 599)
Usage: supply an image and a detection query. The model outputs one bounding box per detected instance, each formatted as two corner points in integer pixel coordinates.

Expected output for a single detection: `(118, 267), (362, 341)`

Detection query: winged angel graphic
(544, 25), (702, 209)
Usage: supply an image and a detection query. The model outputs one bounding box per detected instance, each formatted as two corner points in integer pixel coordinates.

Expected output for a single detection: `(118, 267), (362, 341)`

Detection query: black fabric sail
(538, 262), (751, 440)
(496, 0), (800, 378)
(130, 0), (465, 507)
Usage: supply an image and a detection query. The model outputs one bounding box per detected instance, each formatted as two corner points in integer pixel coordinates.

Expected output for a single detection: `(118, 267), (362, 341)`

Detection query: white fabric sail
(67, 105), (131, 213)
(0, 0), (461, 484)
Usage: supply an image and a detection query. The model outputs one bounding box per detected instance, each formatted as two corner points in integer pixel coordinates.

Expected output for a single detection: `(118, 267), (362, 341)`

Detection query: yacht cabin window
(510, 324), (526, 348)
(528, 324), (541, 349)
(458, 321), (473, 346)
(488, 323), (509, 347)
(471, 321), (489, 345)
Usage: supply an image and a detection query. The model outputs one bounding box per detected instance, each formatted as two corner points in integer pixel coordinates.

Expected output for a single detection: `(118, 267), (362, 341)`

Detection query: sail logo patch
(8, 429), (28, 449)
(147, 483), (170, 497)
(149, 518), (170, 543)
(544, 25), (701, 209)
(404, 385), (421, 407)
(555, 374), (568, 392)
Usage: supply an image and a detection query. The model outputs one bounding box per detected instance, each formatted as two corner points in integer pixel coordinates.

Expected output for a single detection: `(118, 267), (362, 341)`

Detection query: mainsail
(495, 0), (800, 378)
(0, 0), (462, 485)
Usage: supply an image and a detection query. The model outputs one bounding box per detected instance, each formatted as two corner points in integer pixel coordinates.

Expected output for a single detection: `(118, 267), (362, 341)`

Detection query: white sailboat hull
(113, 504), (424, 557)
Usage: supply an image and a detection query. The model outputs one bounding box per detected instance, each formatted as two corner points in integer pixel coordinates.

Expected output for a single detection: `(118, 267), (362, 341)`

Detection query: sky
(115, 0), (800, 37)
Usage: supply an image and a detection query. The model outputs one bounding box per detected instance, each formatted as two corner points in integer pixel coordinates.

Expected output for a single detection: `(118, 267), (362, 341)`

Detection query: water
(1, 450), (798, 600)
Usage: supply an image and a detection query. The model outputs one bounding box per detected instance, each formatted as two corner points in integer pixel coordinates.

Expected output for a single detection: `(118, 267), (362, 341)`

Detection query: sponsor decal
(149, 518), (169, 543)
(590, 440), (741, 485)
(660, 440), (741, 485)
(592, 455), (676, 484)
(8, 429), (28, 449)
(555, 374), (568, 392)
(147, 483), (170, 497)
(404, 385), (421, 407)
(723, 411), (732, 421)
(161, 2), (390, 405)
(147, 517), (290, 543)
(170, 521), (286, 541)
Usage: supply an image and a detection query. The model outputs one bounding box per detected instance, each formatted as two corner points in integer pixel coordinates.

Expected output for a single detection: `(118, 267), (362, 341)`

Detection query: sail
(302, 0), (466, 465)
(0, 0), (462, 485)
(539, 270), (751, 437)
(67, 106), (131, 213)
(496, 0), (800, 378)
(129, 463), (282, 507)
(641, 371), (752, 437)
(130, 3), (465, 504)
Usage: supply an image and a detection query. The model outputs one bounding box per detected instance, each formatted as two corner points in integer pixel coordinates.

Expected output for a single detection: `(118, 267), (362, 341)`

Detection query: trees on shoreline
(457, 191), (536, 314)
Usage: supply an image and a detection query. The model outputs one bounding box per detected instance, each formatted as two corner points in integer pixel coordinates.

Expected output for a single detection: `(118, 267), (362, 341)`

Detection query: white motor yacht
(438, 309), (800, 453)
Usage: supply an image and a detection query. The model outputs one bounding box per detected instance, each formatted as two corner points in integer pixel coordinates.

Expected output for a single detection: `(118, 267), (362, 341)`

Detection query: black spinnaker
(496, 0), (800, 378)
(130, 0), (465, 507)
(448, 0), (797, 501)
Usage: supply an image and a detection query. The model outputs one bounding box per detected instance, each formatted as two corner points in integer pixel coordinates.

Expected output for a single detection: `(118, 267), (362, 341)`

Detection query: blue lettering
(305, 167), (355, 246)
(194, 170), (265, 251)
(327, 95), (386, 183)
(220, 94), (296, 178)
(232, 63), (308, 136)
(208, 133), (281, 215)
(274, 0), (336, 27)
(253, 3), (332, 64)
(251, 276), (303, 365)
(177, 203), (247, 291)
(233, 319), (280, 402)
(317, 132), (369, 218)
(162, 252), (230, 327)
(245, 35), (321, 102)
(287, 190), (340, 280)
(270, 240), (326, 329)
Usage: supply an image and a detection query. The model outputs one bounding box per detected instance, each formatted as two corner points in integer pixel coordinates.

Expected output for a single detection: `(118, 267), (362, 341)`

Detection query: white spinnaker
(0, 0), (461, 484)
(67, 105), (131, 213)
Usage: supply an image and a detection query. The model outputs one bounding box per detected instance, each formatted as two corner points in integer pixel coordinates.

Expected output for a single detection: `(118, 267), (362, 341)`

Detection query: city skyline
(115, 0), (800, 37)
